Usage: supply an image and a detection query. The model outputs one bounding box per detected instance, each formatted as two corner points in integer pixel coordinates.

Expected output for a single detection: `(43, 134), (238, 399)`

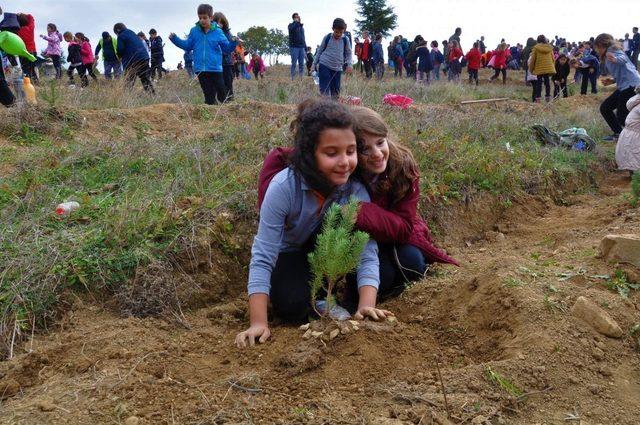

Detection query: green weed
(631, 173), (640, 207)
(503, 277), (526, 288)
(484, 366), (523, 397)
(543, 294), (567, 313)
(602, 269), (640, 299)
(9, 124), (48, 146)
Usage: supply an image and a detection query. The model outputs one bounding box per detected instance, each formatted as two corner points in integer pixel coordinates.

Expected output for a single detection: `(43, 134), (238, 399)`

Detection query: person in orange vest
(235, 42), (246, 78)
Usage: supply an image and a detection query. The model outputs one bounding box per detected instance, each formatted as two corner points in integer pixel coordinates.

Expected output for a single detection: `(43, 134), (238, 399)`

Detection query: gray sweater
(248, 168), (379, 296)
(313, 34), (353, 72)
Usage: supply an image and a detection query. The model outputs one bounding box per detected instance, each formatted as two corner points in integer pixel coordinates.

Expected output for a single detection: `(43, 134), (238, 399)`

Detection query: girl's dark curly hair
(289, 99), (358, 196)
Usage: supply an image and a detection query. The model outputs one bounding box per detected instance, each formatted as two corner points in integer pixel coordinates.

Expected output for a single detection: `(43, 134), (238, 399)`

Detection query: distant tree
(237, 26), (288, 64)
(237, 26), (270, 55)
(267, 28), (288, 65)
(354, 0), (397, 37)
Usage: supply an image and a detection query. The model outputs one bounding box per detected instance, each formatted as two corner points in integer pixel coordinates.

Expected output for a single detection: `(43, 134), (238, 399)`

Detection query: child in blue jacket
(169, 3), (237, 105)
(570, 54), (600, 95)
(371, 33), (385, 80)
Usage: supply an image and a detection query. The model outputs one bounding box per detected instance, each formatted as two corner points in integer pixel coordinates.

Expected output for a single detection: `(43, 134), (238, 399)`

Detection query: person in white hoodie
(615, 88), (640, 177)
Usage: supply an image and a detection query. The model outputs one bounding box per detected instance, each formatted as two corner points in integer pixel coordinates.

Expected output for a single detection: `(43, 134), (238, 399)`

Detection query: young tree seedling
(308, 199), (369, 319)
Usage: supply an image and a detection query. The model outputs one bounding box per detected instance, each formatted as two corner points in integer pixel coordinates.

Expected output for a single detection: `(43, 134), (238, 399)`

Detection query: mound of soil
(1, 172), (638, 424)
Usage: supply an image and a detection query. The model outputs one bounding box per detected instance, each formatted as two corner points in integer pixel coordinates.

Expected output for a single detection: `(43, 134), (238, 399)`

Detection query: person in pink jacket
(40, 23), (63, 79)
(76, 32), (98, 82)
(247, 52), (265, 80)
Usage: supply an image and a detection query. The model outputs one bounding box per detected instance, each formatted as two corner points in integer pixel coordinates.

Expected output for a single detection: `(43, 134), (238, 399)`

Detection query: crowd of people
(0, 5), (269, 106)
(2, 6), (640, 158)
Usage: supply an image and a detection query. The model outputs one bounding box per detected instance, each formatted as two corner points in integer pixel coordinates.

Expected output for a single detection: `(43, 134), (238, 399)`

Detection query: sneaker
(314, 300), (351, 321)
(602, 134), (619, 142)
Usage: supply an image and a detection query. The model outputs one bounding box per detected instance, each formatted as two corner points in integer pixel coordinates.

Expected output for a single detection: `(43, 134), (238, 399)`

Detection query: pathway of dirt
(1, 173), (639, 424)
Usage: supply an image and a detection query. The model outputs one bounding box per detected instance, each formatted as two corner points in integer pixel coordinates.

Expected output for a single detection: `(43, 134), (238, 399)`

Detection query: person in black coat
(149, 29), (165, 80)
(552, 54), (570, 98)
(114, 22), (155, 93)
(213, 12), (235, 101)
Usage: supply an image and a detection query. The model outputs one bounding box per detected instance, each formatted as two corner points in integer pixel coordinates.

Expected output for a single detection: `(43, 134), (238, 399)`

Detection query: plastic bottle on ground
(56, 201), (80, 216)
(11, 67), (24, 100)
(311, 70), (319, 85)
(315, 300), (351, 321)
(23, 76), (37, 105)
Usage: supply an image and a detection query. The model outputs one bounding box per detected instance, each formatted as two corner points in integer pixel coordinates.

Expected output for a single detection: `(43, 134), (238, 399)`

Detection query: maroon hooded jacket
(257, 148), (459, 266)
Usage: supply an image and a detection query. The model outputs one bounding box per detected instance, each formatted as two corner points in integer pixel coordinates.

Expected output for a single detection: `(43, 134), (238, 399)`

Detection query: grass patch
(503, 277), (526, 288)
(631, 172), (640, 207)
(484, 366), (524, 397)
(0, 67), (611, 357)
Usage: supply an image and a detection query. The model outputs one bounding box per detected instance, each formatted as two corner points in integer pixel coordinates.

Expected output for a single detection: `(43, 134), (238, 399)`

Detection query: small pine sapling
(308, 199), (369, 318)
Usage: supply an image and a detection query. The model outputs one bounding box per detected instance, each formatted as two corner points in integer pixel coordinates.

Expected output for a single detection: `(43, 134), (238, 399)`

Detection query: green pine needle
(308, 198), (370, 312)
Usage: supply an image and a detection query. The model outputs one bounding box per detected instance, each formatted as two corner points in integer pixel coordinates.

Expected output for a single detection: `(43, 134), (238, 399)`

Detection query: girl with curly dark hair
(236, 99), (392, 348)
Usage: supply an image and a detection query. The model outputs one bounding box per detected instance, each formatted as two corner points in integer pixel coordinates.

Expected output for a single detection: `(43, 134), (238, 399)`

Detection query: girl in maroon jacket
(258, 107), (458, 300)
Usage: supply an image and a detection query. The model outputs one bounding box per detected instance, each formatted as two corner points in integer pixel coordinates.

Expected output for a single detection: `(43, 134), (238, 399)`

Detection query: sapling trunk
(308, 199), (369, 320)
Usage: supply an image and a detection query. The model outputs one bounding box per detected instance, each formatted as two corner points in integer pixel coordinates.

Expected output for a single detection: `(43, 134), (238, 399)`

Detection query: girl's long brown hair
(212, 12), (230, 31)
(351, 107), (419, 205)
(594, 33), (622, 60)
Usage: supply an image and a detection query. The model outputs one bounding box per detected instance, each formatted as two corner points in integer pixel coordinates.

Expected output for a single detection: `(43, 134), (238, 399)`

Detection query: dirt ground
(1, 160), (638, 424)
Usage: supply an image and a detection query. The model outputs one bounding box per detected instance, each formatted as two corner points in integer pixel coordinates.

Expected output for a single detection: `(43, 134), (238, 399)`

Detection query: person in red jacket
(490, 43), (508, 84)
(465, 42), (482, 85)
(361, 30), (373, 79)
(257, 108), (459, 299)
(16, 13), (38, 83)
(447, 40), (463, 81)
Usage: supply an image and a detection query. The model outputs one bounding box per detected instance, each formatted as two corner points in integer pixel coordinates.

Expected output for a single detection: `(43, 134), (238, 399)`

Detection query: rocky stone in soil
(571, 296), (623, 338)
(598, 234), (640, 267)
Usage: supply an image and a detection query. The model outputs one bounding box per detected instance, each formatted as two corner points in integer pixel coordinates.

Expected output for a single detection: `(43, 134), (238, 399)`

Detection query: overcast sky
(4, 0), (638, 69)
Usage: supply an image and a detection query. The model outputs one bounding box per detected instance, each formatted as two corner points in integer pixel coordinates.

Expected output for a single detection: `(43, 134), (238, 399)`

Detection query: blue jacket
(371, 41), (384, 64)
(605, 48), (640, 91)
(287, 21), (306, 48)
(116, 28), (149, 69)
(401, 39), (409, 57)
(220, 28), (234, 66)
(395, 44), (404, 61)
(633, 33), (640, 54)
(416, 45), (433, 72)
(183, 50), (193, 65)
(430, 49), (444, 65)
(581, 54), (600, 70)
(169, 22), (236, 73)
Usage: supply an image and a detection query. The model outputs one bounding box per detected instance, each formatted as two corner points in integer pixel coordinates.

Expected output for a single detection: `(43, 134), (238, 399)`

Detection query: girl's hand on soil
(345, 66), (353, 74)
(354, 306), (394, 321)
(235, 324), (270, 348)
